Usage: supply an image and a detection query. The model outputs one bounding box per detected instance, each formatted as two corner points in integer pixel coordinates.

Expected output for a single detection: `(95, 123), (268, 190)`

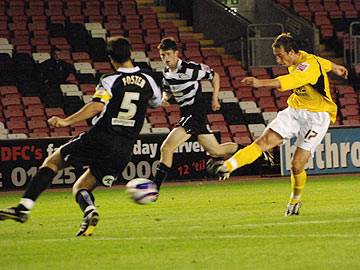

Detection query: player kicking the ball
(209, 33), (348, 216)
(0, 37), (161, 236)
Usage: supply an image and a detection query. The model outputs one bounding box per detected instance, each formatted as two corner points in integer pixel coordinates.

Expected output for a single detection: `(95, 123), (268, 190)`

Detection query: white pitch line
(1, 233), (360, 244)
(1, 217), (360, 244)
(225, 217), (360, 228)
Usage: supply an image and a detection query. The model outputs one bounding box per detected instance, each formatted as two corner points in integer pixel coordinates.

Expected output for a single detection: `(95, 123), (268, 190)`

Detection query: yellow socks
(289, 170), (307, 204)
(224, 143), (263, 172)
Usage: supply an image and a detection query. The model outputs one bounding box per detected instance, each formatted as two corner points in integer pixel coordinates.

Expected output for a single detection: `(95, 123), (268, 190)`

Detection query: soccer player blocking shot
(210, 33), (348, 216)
(0, 37), (162, 236)
(152, 37), (240, 192)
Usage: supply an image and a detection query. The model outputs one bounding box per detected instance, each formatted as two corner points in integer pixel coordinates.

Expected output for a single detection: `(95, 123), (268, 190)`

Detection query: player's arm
(331, 62), (348, 79)
(143, 73), (162, 108)
(48, 102), (104, 128)
(160, 77), (172, 107)
(241, 77), (281, 88)
(317, 56), (348, 79)
(161, 91), (172, 107)
(242, 61), (319, 91)
(49, 76), (111, 127)
(194, 63), (220, 111)
(211, 71), (221, 111)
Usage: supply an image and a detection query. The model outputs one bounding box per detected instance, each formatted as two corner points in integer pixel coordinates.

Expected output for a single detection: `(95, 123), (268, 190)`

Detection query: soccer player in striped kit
(152, 37), (239, 192)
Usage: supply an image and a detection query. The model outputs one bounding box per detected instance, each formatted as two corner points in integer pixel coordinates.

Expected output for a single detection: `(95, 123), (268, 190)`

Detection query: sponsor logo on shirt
(293, 86), (307, 96)
(178, 73), (191, 79)
(296, 62), (310, 72)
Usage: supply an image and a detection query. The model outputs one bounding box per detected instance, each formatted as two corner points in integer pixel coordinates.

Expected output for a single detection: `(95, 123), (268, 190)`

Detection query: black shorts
(60, 131), (133, 186)
(178, 97), (212, 135)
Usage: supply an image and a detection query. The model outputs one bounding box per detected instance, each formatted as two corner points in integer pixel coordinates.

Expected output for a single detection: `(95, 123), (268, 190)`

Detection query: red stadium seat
(4, 108), (24, 119)
(0, 86), (19, 96)
(233, 136), (252, 145)
(22, 96), (42, 107)
(7, 120), (27, 130)
(1, 97), (22, 107)
(71, 126), (90, 136)
(148, 116), (167, 125)
(28, 120), (48, 130)
(51, 131), (71, 137)
(29, 132), (49, 138)
(207, 114), (225, 124)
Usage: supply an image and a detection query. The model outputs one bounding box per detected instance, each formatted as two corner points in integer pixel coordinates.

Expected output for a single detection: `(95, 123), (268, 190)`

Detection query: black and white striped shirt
(162, 59), (215, 107)
(91, 66), (161, 138)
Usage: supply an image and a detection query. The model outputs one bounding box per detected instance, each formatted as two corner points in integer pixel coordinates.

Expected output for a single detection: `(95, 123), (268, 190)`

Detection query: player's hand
(333, 65), (348, 79)
(241, 77), (262, 88)
(161, 99), (170, 107)
(211, 98), (221, 111)
(48, 116), (70, 127)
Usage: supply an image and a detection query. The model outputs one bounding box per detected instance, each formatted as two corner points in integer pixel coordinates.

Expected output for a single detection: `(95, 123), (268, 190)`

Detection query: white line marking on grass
(2, 233), (360, 244)
(226, 217), (360, 228)
(1, 217), (360, 244)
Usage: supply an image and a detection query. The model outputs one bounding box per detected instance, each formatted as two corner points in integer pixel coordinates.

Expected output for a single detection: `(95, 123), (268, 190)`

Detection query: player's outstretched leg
(206, 159), (230, 181)
(0, 206), (29, 223)
(0, 167), (56, 224)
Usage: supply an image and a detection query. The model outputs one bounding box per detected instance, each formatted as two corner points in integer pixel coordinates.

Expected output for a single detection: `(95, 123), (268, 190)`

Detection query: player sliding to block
(208, 33), (348, 216)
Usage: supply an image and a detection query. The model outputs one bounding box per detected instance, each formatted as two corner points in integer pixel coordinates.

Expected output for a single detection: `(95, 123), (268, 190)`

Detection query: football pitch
(0, 175), (359, 270)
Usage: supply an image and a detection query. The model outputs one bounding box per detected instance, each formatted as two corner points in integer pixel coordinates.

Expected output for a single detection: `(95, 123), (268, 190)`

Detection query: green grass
(0, 175), (359, 270)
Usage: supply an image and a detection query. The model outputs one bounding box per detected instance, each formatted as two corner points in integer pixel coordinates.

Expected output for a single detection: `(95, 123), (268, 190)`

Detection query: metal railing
(247, 23), (284, 68)
(192, 0), (249, 64)
(349, 22), (360, 66)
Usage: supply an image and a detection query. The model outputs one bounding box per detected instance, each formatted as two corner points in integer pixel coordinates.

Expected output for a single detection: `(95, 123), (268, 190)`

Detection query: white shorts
(266, 107), (330, 154)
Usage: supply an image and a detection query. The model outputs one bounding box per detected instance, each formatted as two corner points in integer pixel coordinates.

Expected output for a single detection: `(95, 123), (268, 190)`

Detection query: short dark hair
(272, 33), (299, 53)
(157, 37), (178, 51)
(106, 36), (132, 63)
(51, 47), (61, 55)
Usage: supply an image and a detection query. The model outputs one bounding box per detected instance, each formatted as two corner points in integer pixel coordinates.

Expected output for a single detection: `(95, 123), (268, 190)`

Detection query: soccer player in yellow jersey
(211, 33), (348, 216)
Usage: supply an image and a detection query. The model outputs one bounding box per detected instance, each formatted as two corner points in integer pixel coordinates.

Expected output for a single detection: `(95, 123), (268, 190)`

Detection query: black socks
(75, 189), (95, 213)
(23, 167), (56, 202)
(153, 163), (171, 190)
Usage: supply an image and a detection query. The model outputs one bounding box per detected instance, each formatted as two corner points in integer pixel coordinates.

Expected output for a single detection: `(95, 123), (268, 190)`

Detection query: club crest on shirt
(296, 62), (310, 72)
(200, 63), (210, 71)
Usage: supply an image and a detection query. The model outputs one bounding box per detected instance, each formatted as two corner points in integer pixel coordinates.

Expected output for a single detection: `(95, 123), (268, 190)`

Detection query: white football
(126, 178), (159, 205)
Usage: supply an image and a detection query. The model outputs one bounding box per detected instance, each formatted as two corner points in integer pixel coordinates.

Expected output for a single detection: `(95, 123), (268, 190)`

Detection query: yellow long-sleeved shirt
(277, 50), (337, 123)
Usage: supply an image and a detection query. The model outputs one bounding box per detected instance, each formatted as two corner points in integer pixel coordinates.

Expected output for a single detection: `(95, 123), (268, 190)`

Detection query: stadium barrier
(247, 23), (284, 68)
(193, 0), (249, 64)
(252, 0), (320, 55)
(0, 133), (277, 191)
(349, 21), (360, 66)
(280, 126), (360, 176)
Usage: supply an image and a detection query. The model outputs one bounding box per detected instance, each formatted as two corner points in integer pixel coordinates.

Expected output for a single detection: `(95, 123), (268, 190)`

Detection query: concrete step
(157, 12), (180, 20)
(178, 26), (193, 33)
(192, 32), (205, 39)
(159, 19), (187, 26)
(319, 44), (326, 52)
(330, 57), (345, 65)
(151, 6), (167, 13)
(136, 0), (155, 5)
(199, 39), (215, 46)
(319, 50), (336, 57)
(172, 19), (187, 26)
